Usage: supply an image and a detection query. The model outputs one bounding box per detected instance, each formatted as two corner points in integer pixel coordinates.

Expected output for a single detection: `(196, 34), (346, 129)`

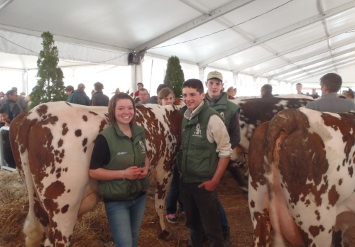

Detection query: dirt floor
(0, 169), (253, 247)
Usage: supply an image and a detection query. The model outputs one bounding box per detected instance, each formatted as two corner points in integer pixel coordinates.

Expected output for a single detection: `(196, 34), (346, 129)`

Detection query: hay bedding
(0, 169), (253, 247)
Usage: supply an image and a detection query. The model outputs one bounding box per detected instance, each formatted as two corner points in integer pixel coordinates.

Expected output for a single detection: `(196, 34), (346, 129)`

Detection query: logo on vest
(220, 111), (225, 120)
(117, 152), (128, 156)
(139, 140), (146, 153)
(192, 123), (202, 137)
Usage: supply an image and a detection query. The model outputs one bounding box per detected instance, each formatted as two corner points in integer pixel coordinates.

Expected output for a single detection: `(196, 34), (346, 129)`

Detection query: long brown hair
(108, 93), (136, 125)
(158, 87), (175, 105)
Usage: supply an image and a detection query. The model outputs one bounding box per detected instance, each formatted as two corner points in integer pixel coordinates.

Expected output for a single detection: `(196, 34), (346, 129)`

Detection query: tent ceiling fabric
(0, 0), (355, 85)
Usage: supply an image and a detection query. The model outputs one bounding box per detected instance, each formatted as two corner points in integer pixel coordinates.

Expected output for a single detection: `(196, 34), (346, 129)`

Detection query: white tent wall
(1, 54), (296, 98)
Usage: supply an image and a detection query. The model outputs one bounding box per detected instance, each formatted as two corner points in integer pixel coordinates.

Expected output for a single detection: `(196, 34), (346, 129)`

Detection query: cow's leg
(248, 181), (271, 247)
(154, 157), (173, 240)
(24, 195), (46, 247)
(334, 194), (355, 246)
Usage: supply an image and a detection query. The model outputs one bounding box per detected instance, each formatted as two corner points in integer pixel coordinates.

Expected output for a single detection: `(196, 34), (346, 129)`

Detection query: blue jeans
(217, 198), (230, 232)
(104, 193), (146, 247)
(166, 165), (184, 215)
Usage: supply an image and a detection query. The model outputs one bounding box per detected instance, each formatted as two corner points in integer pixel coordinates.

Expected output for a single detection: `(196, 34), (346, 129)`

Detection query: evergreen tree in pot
(30, 31), (66, 109)
(163, 56), (185, 99)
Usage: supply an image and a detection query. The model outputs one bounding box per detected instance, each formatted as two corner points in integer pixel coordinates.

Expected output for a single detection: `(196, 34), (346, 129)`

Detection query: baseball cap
(207, 71), (223, 82)
(78, 83), (85, 89)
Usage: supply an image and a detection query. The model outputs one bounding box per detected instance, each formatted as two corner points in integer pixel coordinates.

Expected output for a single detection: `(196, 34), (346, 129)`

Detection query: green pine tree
(30, 31), (66, 109)
(163, 56), (185, 97)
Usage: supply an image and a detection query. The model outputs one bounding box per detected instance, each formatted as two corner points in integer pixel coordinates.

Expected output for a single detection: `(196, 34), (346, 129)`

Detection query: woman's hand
(123, 166), (142, 180)
(137, 166), (149, 179)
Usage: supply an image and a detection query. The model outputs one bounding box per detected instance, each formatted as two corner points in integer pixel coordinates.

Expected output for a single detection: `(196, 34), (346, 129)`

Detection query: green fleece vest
(208, 93), (240, 131)
(180, 102), (219, 183)
(98, 124), (149, 201)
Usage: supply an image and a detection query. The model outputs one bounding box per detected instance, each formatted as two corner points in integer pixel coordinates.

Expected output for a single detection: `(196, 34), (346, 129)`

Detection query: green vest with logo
(180, 102), (219, 183)
(98, 124), (149, 201)
(208, 93), (240, 131)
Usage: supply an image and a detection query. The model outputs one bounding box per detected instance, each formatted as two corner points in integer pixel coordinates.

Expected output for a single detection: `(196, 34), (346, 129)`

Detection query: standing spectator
(205, 71), (241, 244)
(310, 88), (320, 99)
(296, 83), (304, 94)
(226, 87), (237, 99)
(89, 93), (150, 247)
(261, 84), (274, 98)
(0, 91), (4, 107)
(0, 90), (21, 168)
(7, 87), (28, 112)
(134, 82), (144, 98)
(91, 82), (109, 106)
(70, 83), (90, 106)
(179, 79), (231, 247)
(65, 85), (74, 102)
(136, 88), (150, 106)
(306, 73), (355, 112)
(147, 84), (167, 104)
(160, 88), (184, 223)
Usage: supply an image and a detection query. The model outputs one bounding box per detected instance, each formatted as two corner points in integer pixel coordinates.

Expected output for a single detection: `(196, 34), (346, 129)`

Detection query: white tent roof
(1, 0), (355, 86)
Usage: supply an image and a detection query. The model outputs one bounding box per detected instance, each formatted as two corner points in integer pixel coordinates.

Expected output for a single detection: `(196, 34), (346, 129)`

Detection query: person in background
(0, 89), (21, 168)
(65, 85), (75, 102)
(260, 84), (274, 98)
(0, 91), (5, 107)
(134, 82), (144, 98)
(179, 78), (231, 247)
(136, 88), (150, 106)
(70, 83), (90, 106)
(306, 73), (355, 113)
(226, 87), (237, 99)
(344, 88), (355, 102)
(310, 88), (319, 99)
(296, 83), (304, 94)
(159, 88), (184, 223)
(89, 93), (150, 247)
(147, 84), (168, 104)
(8, 87), (27, 112)
(91, 82), (109, 106)
(205, 71), (241, 244)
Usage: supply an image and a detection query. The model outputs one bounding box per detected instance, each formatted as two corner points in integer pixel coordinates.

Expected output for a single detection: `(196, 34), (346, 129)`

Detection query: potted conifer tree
(30, 31), (66, 109)
(163, 56), (185, 99)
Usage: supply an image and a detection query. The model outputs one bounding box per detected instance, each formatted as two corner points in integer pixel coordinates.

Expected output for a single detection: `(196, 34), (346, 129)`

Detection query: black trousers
(180, 182), (224, 247)
(2, 130), (16, 168)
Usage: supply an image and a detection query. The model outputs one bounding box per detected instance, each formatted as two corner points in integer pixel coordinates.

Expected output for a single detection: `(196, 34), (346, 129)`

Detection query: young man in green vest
(205, 71), (241, 243)
(179, 79), (231, 247)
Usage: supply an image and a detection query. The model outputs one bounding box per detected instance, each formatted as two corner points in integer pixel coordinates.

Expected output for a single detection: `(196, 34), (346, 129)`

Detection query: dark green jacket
(98, 124), (149, 201)
(207, 93), (240, 131)
(179, 102), (219, 183)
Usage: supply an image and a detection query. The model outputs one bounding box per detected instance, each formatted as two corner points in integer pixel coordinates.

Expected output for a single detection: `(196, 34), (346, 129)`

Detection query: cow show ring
(1, 95), (353, 246)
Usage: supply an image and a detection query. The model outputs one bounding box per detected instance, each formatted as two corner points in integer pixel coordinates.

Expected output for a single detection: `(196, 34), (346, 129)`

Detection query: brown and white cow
(10, 101), (182, 247)
(248, 107), (355, 246)
(226, 97), (313, 188)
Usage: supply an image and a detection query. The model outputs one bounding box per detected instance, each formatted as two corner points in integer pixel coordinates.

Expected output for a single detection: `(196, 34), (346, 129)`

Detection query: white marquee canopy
(0, 0), (355, 94)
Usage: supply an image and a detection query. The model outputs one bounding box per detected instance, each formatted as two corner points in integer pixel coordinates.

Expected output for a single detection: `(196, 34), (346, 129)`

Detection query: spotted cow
(10, 101), (182, 247)
(248, 107), (355, 246)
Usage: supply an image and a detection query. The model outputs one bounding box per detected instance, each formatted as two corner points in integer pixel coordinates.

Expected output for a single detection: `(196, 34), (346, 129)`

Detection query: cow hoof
(158, 230), (170, 240)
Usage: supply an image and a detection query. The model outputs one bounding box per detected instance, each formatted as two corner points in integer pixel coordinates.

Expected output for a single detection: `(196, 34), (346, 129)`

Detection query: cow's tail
(264, 109), (306, 247)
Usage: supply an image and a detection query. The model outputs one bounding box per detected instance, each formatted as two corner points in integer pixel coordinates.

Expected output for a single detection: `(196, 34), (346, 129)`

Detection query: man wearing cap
(205, 70), (242, 243)
(70, 83), (90, 106)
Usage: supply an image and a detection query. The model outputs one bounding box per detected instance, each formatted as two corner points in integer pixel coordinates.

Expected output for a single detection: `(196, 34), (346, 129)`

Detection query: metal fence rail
(0, 126), (16, 172)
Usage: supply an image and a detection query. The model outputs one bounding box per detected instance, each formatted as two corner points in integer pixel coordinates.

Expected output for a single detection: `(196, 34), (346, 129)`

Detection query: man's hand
(198, 179), (219, 191)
